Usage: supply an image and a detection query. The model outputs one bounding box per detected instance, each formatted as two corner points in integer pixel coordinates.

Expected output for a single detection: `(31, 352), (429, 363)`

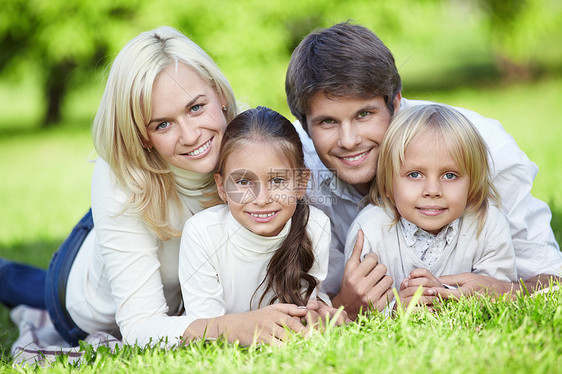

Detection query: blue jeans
(0, 209), (93, 345)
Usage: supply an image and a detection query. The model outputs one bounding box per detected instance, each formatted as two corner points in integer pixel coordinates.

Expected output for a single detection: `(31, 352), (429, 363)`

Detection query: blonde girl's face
(392, 131), (470, 234)
(215, 140), (307, 237)
(145, 63), (227, 174)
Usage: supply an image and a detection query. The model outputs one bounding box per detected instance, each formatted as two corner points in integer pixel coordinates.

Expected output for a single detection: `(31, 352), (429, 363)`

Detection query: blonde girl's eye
(443, 172), (457, 180)
(407, 171), (421, 179)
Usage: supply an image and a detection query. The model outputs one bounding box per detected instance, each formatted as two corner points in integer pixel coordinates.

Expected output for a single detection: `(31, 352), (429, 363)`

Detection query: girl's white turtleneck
(179, 204), (331, 328)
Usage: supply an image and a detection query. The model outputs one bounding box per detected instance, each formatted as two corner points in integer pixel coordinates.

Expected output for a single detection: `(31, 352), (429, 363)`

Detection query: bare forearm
(518, 274), (561, 295)
(182, 316), (229, 343)
(181, 305), (309, 346)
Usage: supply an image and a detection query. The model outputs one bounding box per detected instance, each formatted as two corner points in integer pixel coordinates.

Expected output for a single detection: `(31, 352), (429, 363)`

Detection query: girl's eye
(408, 171), (421, 179)
(236, 179), (252, 186)
(444, 172), (457, 180)
(156, 121), (171, 130)
(271, 177), (285, 185)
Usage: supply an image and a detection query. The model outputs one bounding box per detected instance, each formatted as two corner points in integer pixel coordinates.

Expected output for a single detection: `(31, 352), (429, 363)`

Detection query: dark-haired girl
(178, 106), (345, 345)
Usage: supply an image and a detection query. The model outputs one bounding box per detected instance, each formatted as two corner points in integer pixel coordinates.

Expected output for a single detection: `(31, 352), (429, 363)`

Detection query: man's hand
(331, 229), (394, 319)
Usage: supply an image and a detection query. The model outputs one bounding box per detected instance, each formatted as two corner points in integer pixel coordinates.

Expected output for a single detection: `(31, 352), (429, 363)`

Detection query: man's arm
(435, 273), (561, 299)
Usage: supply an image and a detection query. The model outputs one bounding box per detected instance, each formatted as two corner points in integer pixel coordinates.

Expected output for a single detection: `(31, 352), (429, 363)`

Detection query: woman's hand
(183, 303), (309, 347)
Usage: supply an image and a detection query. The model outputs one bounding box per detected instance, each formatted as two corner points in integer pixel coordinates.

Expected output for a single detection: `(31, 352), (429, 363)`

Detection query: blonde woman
(0, 27), (310, 347)
(344, 104), (518, 310)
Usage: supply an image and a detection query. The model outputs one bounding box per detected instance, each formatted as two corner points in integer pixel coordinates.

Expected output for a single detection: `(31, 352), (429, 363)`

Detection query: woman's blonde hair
(92, 26), (238, 240)
(371, 104), (499, 235)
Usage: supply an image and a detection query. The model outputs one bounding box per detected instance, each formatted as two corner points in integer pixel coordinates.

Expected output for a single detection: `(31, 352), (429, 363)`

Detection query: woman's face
(145, 63), (228, 174)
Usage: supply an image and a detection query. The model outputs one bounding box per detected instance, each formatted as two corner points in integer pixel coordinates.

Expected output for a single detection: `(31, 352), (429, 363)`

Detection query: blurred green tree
(0, 0), (146, 127)
(479, 0), (562, 80)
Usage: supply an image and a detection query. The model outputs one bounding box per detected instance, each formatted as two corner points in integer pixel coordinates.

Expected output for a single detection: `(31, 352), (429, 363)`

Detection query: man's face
(306, 92), (401, 195)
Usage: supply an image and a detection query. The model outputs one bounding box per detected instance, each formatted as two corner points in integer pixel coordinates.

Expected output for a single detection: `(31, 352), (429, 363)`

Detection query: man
(285, 22), (562, 318)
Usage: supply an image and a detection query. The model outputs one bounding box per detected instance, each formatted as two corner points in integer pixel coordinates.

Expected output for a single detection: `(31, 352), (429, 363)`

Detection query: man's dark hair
(285, 21), (402, 130)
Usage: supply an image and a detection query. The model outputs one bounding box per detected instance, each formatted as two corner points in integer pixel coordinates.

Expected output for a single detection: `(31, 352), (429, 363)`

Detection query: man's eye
(357, 111), (370, 118)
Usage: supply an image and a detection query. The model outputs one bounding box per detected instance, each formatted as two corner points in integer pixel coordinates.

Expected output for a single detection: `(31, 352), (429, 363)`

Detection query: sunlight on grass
(6, 286), (558, 373)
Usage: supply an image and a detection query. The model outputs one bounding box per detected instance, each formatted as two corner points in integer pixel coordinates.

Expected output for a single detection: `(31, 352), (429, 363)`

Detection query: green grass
(2, 287), (560, 373)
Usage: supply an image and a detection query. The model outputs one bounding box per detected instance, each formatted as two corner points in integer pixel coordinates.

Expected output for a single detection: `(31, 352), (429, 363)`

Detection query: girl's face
(215, 140), (307, 237)
(392, 131), (469, 234)
(145, 63), (227, 174)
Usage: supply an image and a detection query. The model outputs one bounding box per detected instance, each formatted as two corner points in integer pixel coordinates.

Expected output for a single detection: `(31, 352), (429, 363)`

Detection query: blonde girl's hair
(92, 26), (238, 240)
(371, 104), (499, 235)
(215, 106), (316, 307)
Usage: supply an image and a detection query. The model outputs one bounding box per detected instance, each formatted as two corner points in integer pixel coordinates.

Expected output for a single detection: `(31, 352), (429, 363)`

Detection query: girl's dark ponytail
(257, 198), (317, 307)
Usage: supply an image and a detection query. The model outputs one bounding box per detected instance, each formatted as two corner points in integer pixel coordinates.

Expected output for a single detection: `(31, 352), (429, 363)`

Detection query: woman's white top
(66, 158), (215, 346)
(178, 204), (331, 328)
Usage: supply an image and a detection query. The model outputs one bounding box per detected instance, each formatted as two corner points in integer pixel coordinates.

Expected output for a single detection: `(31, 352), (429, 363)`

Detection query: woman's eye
(271, 177), (285, 185)
(156, 121), (171, 130)
(236, 179), (251, 186)
(190, 104), (203, 113)
(444, 173), (457, 180)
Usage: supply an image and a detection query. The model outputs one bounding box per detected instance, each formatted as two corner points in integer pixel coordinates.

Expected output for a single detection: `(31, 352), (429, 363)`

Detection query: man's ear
(214, 172), (227, 202)
(296, 168), (311, 198)
(393, 92), (402, 114)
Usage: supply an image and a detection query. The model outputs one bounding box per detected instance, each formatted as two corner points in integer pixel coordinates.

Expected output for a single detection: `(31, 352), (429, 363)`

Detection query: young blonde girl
(344, 104), (518, 309)
(179, 106), (344, 344)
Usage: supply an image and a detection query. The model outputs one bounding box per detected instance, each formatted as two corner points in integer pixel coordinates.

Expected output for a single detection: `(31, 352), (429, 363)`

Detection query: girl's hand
(305, 299), (351, 327)
(395, 268), (440, 310)
(184, 303), (309, 347)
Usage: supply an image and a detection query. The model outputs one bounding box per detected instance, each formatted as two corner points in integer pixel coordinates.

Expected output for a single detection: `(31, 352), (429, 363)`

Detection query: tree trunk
(42, 60), (76, 127)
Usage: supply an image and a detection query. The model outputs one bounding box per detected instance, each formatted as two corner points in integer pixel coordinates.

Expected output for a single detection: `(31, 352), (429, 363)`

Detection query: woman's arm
(91, 160), (189, 346)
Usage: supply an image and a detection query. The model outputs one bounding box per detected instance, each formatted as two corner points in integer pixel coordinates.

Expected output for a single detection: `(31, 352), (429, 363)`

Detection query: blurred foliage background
(1, 0), (562, 127)
(0, 0), (561, 258)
